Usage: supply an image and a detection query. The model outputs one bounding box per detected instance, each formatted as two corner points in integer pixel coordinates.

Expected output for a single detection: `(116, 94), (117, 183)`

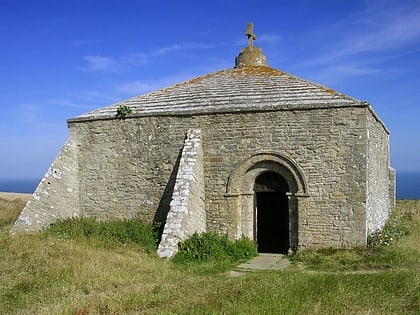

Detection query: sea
(0, 171), (419, 199)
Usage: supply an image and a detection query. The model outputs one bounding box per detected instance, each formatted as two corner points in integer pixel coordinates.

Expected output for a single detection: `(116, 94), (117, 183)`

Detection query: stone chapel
(11, 24), (395, 258)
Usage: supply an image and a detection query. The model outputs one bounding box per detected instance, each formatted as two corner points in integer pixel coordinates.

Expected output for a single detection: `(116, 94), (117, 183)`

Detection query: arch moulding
(226, 152), (309, 197)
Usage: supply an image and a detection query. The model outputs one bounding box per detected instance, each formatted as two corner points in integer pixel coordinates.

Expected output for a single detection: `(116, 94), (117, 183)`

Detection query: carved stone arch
(225, 152), (308, 250)
(227, 152), (308, 196)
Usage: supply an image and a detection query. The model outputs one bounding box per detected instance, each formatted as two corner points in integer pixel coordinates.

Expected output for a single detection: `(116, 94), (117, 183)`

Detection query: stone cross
(245, 22), (256, 47)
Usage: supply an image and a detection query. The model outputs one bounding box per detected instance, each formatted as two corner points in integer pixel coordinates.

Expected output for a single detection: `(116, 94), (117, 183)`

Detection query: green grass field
(1, 197), (419, 314)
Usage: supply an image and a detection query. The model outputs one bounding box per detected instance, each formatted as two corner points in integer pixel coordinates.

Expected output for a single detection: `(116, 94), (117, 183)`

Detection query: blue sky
(1, 0), (419, 180)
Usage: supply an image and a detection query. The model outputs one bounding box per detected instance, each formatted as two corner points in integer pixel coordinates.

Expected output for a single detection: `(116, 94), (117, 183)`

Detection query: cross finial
(245, 22), (256, 47)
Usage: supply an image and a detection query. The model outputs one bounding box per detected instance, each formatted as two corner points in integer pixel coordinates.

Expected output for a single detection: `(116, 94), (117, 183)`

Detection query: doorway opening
(254, 172), (289, 254)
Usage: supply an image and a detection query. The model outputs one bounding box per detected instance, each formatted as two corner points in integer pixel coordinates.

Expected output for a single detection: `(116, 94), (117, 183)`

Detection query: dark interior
(255, 172), (289, 254)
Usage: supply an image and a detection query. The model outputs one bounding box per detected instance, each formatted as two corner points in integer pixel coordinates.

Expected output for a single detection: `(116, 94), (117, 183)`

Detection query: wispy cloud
(44, 99), (89, 110)
(81, 42), (218, 73)
(12, 93), (119, 130)
(81, 56), (118, 72)
(331, 65), (382, 76)
(12, 103), (64, 131)
(116, 81), (164, 95)
(336, 4), (420, 57)
(234, 31), (282, 48)
(306, 64), (384, 87)
(16, 104), (39, 126)
(115, 71), (205, 96)
(72, 37), (114, 46)
(292, 1), (420, 84)
(258, 33), (282, 47)
(151, 42), (216, 56)
(80, 90), (120, 104)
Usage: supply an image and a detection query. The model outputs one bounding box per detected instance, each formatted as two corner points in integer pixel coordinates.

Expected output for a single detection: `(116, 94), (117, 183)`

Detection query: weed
(116, 105), (132, 118)
(368, 207), (412, 247)
(76, 303), (91, 315)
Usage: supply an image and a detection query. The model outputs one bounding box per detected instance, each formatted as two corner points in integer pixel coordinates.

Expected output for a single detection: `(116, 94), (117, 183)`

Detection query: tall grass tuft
(44, 218), (159, 252)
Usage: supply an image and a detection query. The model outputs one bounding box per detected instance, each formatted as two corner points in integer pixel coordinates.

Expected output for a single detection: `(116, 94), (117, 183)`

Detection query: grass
(44, 217), (159, 253)
(172, 232), (258, 273)
(0, 197), (419, 314)
(291, 200), (420, 272)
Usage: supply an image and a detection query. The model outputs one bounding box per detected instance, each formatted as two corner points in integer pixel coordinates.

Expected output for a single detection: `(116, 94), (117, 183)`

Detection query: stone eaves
(68, 66), (365, 123)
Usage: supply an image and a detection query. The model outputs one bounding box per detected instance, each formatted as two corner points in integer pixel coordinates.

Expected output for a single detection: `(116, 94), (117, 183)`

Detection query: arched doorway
(254, 172), (289, 254)
(226, 152), (308, 251)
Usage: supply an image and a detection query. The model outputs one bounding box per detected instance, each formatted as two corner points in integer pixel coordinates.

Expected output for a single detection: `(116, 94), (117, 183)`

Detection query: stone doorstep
(233, 253), (291, 272)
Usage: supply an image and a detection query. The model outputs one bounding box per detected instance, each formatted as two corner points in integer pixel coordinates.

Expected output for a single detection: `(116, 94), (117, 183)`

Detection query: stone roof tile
(69, 66), (363, 123)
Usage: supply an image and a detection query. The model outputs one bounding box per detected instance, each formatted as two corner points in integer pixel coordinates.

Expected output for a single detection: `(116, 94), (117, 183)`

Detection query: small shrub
(116, 105), (132, 117)
(172, 232), (257, 265)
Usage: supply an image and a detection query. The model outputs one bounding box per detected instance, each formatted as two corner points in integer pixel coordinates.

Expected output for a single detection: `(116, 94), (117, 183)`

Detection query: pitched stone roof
(68, 65), (364, 123)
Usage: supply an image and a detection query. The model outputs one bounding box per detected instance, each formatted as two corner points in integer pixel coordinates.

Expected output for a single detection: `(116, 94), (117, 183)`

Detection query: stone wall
(366, 107), (394, 235)
(202, 106), (368, 248)
(67, 104), (370, 248)
(10, 135), (80, 234)
(71, 116), (186, 223)
(157, 128), (206, 258)
(12, 102), (392, 250)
